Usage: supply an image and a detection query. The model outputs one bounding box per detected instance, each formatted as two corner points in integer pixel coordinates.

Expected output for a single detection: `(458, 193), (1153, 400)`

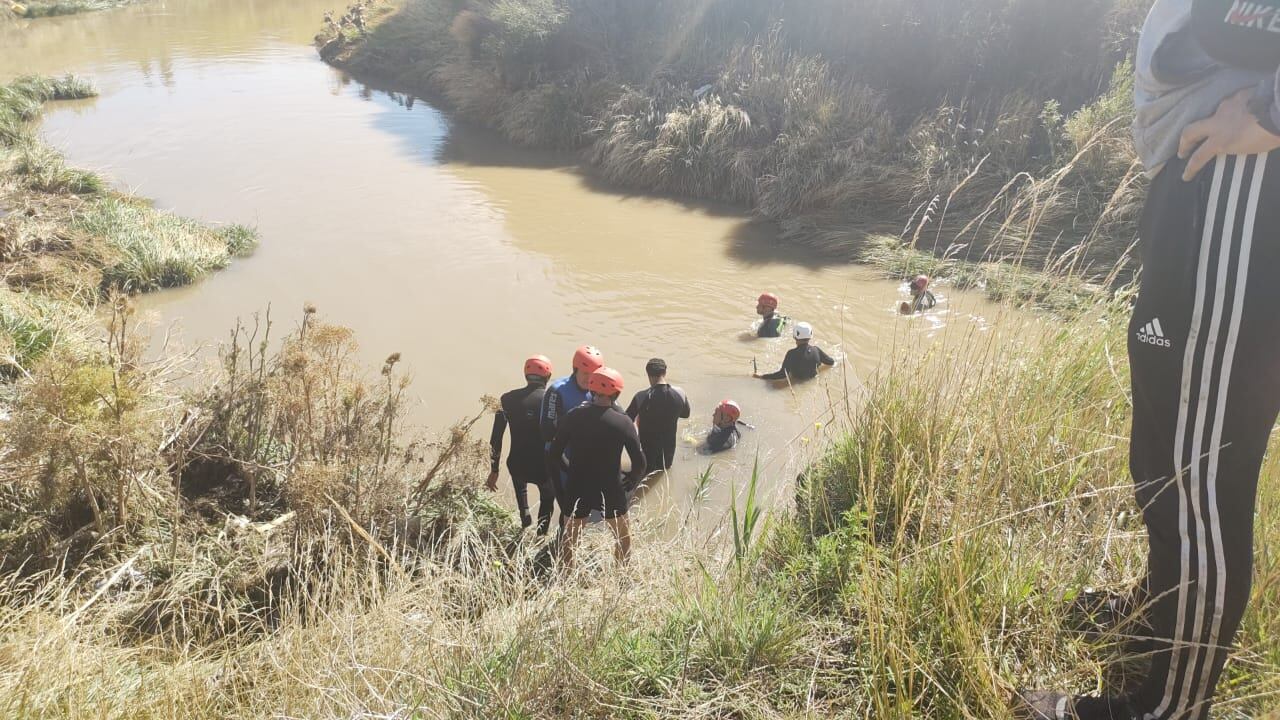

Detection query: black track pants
(1122, 153), (1279, 720)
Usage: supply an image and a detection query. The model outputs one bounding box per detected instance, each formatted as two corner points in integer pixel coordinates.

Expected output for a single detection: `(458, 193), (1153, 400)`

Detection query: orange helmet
(523, 355), (553, 378)
(587, 367), (625, 396)
(757, 292), (779, 311)
(910, 275), (930, 292)
(572, 345), (604, 373)
(713, 399), (741, 426)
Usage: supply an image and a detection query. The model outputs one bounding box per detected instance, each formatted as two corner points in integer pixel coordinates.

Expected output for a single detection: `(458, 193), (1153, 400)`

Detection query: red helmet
(713, 399), (741, 425)
(572, 345), (604, 373)
(757, 292), (779, 311)
(910, 275), (930, 292)
(587, 367), (625, 396)
(523, 355), (553, 378)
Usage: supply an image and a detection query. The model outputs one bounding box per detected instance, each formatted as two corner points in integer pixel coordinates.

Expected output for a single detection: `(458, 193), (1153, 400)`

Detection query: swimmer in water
(706, 400), (743, 452)
(899, 275), (937, 315)
(755, 292), (788, 338)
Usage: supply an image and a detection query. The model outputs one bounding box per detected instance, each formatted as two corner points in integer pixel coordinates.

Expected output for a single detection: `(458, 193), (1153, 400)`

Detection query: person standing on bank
(625, 358), (691, 475)
(546, 367), (646, 567)
(753, 322), (836, 382)
(1017, 1), (1280, 718)
(540, 345), (605, 527)
(487, 355), (557, 535)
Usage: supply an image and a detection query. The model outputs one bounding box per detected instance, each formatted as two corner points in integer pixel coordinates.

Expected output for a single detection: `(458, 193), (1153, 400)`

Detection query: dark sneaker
(1013, 691), (1135, 720)
(1067, 588), (1152, 650)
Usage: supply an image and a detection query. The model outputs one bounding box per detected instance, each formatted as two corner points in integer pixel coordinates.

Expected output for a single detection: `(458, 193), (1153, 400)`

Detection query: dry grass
(0, 302), (1275, 718)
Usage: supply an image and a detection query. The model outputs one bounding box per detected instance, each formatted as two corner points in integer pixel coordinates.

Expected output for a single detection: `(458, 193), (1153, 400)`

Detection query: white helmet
(793, 322), (814, 340)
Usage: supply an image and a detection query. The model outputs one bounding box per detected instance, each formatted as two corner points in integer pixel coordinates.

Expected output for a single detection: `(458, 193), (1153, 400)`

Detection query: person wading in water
(706, 400), (743, 453)
(753, 322), (836, 382)
(1017, 1), (1280, 717)
(899, 274), (937, 315)
(625, 358), (691, 475)
(755, 292), (787, 338)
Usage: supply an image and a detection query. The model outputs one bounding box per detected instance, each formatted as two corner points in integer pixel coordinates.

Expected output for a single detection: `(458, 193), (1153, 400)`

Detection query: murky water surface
(2, 0), (1011, 523)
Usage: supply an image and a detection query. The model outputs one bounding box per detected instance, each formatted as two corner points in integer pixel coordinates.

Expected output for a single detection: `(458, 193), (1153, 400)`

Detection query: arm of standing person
(625, 391), (642, 422)
(486, 410), (507, 491)
(620, 419), (647, 490)
(539, 386), (562, 443)
(677, 387), (691, 419)
(1179, 84), (1280, 181)
(758, 366), (788, 380)
(817, 347), (836, 367)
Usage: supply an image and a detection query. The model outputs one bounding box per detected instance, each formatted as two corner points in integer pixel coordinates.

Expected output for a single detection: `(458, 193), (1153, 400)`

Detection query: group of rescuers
(485, 280), (936, 566)
(491, 0), (1280, 712)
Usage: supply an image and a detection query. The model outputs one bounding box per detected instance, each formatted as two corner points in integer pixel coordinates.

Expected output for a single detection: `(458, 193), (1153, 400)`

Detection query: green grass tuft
(75, 197), (258, 292)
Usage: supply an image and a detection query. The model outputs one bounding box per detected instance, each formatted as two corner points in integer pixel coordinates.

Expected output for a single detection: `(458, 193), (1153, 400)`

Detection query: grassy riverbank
(8, 0), (142, 19)
(317, 0), (1148, 303)
(0, 75), (256, 373)
(1, 300), (1276, 718)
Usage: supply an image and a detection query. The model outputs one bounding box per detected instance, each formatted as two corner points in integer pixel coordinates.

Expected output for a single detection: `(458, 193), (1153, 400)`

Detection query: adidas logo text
(1136, 318), (1171, 348)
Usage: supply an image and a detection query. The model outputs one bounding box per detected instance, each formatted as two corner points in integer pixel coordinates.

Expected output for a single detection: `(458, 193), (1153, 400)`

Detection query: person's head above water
(523, 354), (553, 384)
(645, 357), (667, 385)
(587, 367), (625, 405)
(793, 321), (814, 345)
(910, 275), (930, 295)
(712, 399), (741, 428)
(756, 292), (779, 317)
(571, 345), (604, 390)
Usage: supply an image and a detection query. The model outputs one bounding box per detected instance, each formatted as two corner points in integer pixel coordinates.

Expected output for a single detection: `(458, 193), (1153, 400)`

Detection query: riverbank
(0, 75), (515, 668)
(2, 297), (1276, 717)
(316, 0), (1145, 310)
(0, 75), (256, 373)
(8, 0), (141, 19)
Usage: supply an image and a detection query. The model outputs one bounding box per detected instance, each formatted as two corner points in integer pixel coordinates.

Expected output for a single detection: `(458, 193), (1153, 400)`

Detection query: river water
(2, 0), (1010, 523)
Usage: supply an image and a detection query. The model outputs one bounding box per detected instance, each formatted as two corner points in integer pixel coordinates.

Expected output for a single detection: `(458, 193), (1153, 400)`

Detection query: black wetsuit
(910, 290), (937, 313)
(625, 383), (691, 473)
(706, 424), (740, 453)
(758, 313), (786, 338)
(490, 382), (555, 533)
(546, 404), (646, 519)
(761, 344), (836, 381)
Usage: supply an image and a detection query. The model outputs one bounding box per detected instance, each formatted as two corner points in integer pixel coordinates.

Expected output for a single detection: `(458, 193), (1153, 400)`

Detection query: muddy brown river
(3, 0), (1011, 524)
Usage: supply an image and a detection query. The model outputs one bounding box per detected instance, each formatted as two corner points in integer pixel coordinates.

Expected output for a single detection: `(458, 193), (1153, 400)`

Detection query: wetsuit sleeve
(620, 419), (646, 486)
(546, 418), (570, 481)
(488, 410), (507, 473)
(761, 366), (788, 381)
(818, 347), (836, 367)
(762, 349), (791, 380)
(540, 387), (561, 443)
(677, 388), (691, 419)
(625, 392), (642, 422)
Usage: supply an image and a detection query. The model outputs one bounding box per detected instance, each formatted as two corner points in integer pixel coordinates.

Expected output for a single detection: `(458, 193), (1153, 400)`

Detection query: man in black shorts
(625, 358), (691, 474)
(546, 367), (646, 566)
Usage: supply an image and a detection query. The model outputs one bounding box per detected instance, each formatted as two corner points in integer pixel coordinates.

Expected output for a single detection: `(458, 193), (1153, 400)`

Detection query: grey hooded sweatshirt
(1135, 0), (1280, 174)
